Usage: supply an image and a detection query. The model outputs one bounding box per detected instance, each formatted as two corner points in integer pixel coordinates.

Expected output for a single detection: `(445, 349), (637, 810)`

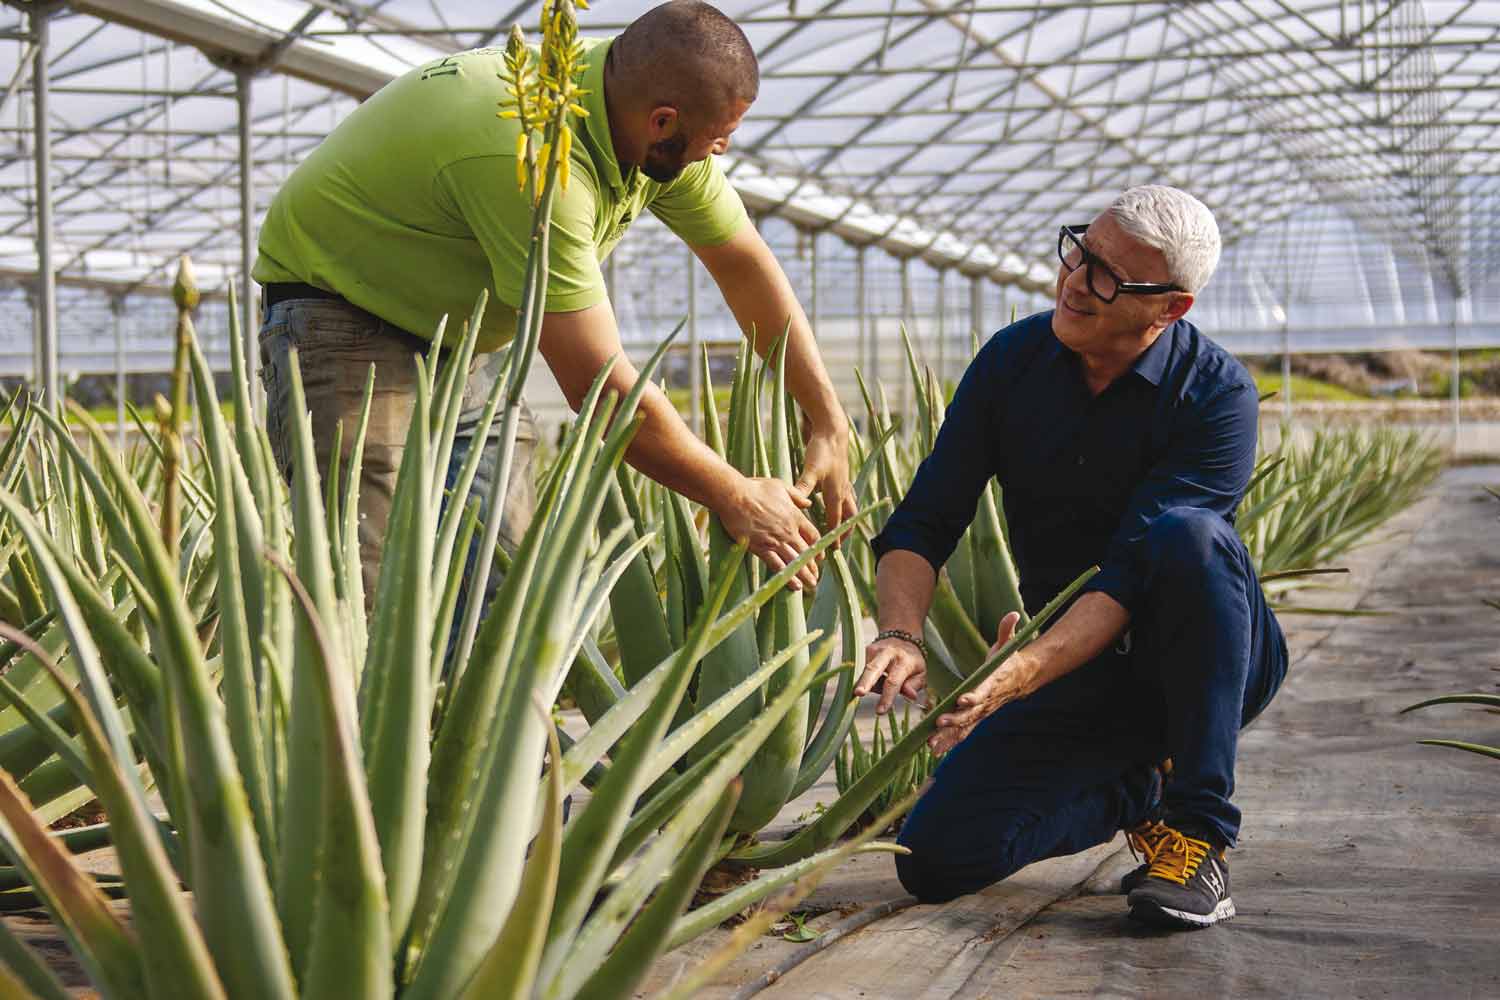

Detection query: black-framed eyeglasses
(1057, 225), (1183, 303)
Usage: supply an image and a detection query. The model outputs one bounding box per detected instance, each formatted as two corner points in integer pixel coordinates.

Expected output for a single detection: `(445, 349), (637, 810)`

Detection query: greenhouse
(0, 0), (1496, 997)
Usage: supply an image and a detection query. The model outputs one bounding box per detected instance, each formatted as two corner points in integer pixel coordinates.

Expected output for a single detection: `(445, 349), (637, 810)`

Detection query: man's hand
(929, 611), (1026, 756)
(795, 420), (856, 535)
(855, 636), (928, 715)
(717, 475), (822, 591)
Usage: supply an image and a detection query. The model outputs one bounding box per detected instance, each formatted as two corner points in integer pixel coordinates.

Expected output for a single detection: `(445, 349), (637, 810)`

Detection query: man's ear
(1160, 291), (1194, 325)
(647, 105), (680, 140)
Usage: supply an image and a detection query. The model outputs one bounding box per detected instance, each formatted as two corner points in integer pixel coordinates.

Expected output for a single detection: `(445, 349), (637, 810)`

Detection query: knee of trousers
(1142, 506), (1241, 587)
(895, 811), (1029, 903)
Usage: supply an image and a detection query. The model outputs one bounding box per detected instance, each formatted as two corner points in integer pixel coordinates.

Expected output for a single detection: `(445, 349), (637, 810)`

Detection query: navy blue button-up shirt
(872, 310), (1259, 617)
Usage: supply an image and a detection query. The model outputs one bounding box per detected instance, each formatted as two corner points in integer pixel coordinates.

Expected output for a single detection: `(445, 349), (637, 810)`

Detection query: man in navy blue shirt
(856, 186), (1287, 930)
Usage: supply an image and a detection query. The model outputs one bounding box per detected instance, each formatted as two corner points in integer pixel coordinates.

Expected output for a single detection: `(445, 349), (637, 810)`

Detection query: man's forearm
(875, 550), (939, 634)
(1012, 590), (1131, 696)
(620, 377), (744, 510)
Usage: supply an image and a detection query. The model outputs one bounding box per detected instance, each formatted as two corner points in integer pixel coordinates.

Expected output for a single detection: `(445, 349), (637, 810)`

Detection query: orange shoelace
(1126, 818), (1172, 864)
(1145, 829), (1213, 886)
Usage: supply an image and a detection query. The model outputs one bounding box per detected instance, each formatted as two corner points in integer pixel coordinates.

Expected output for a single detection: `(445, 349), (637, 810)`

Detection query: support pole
(1453, 293), (1469, 449)
(867, 248), (880, 389)
(808, 228), (819, 334)
(31, 6), (57, 409)
(856, 244), (868, 382)
(687, 244), (700, 434)
(1280, 316), (1292, 429)
(237, 68), (259, 419)
(936, 268), (946, 387)
(899, 255), (912, 422)
(969, 274), (982, 348)
(112, 295), (126, 452)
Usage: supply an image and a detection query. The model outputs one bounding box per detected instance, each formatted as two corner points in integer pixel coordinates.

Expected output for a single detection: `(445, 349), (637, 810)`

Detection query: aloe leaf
(803, 565), (841, 733)
(734, 566), (1098, 867)
(552, 528), (651, 707)
(553, 645), (679, 797)
(0, 623), (225, 999)
(606, 743), (731, 872)
(544, 542), (744, 972)
(429, 293), (488, 515)
(560, 636), (626, 726)
(428, 498), (481, 683)
(969, 482), (1026, 641)
(457, 711), (565, 1000)
(277, 347), (366, 984)
(543, 637), (834, 1000)
(569, 779), (741, 1000)
(599, 472), (673, 688)
(0, 672), (94, 803)
(666, 833), (910, 950)
(357, 347), (435, 945)
(898, 324), (934, 455)
(0, 918), (72, 1000)
(0, 494), (141, 805)
(337, 366), (376, 671)
(1401, 693), (1500, 713)
(267, 555), (393, 1000)
(0, 770), (146, 999)
(1415, 739), (1500, 761)
(189, 340), (278, 872)
(735, 334), (810, 827)
(790, 550), (864, 799)
(644, 632), (820, 792)
(324, 419), (346, 588)
(428, 372), (499, 627)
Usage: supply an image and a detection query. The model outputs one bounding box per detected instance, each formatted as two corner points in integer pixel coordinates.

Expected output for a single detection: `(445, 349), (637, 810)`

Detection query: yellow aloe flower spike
(558, 125), (573, 191)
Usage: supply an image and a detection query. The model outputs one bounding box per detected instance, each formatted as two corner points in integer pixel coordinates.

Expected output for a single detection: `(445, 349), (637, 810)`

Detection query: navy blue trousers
(896, 507), (1288, 903)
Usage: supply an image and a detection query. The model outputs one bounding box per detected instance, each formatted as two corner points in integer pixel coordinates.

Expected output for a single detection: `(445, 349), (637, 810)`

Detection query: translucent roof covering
(3, 0), (1500, 369)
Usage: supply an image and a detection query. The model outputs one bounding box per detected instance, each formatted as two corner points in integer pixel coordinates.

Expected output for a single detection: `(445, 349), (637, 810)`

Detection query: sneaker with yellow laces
(1126, 824), (1234, 929)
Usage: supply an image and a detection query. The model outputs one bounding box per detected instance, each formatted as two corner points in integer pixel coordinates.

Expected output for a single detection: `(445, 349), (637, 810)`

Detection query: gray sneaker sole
(1127, 895), (1236, 930)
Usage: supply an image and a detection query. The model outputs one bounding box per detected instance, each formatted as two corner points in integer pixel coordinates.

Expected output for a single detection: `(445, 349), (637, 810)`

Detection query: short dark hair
(612, 1), (759, 119)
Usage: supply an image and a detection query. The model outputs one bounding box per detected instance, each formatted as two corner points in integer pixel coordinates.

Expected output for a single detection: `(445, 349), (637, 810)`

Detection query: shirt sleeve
(435, 154), (607, 314)
(871, 333), (1006, 572)
(1082, 380), (1258, 615)
(647, 156), (751, 248)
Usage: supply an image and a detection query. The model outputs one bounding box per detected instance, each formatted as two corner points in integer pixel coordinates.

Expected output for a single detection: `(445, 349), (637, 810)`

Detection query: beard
(641, 132), (690, 182)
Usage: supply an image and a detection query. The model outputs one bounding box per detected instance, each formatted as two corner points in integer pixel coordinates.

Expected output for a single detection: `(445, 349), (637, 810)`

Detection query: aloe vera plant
(1238, 425), (1443, 596)
(0, 249), (904, 1000)
(0, 4), (911, 993)
(833, 702), (935, 833)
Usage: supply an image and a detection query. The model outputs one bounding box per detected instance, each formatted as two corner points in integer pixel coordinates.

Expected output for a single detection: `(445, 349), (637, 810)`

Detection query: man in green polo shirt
(254, 0), (853, 603)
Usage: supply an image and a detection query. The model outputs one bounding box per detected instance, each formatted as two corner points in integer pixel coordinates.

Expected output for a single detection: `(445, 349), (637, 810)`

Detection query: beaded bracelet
(874, 628), (928, 658)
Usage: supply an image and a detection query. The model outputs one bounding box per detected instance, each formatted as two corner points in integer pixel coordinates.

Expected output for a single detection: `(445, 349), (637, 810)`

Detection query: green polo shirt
(253, 37), (749, 353)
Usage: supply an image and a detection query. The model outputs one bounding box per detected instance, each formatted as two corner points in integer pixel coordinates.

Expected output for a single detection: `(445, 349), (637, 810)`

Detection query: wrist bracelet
(875, 628), (928, 658)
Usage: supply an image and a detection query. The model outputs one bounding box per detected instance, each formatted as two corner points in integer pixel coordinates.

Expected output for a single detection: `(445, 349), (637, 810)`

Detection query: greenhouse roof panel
(1, 0), (1498, 307)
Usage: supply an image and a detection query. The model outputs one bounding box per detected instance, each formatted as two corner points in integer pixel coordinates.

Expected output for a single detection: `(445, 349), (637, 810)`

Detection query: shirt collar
(580, 37), (629, 195)
(1129, 321), (1177, 386)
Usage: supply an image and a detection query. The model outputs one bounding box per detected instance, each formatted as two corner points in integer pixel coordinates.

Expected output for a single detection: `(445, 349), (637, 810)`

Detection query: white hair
(1105, 185), (1221, 295)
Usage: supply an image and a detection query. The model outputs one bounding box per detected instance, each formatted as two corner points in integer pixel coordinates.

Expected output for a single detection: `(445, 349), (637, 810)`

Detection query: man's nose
(1062, 262), (1092, 298)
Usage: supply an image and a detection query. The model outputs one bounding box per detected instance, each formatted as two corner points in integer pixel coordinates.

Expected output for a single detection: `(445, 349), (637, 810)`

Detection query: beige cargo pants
(257, 297), (538, 613)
